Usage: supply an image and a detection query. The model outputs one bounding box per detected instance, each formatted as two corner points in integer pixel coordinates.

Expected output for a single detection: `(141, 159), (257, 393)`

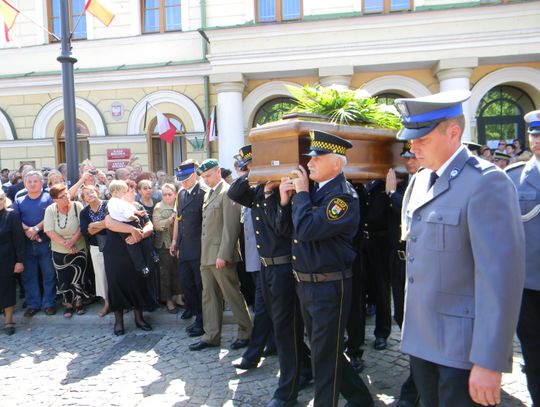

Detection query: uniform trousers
(242, 270), (275, 364)
(200, 263), (252, 345)
(410, 356), (485, 407)
(360, 237), (392, 339)
(346, 253), (365, 354)
(297, 277), (373, 407)
(261, 263), (311, 402)
(390, 250), (406, 328)
(178, 259), (203, 326)
(517, 288), (540, 407)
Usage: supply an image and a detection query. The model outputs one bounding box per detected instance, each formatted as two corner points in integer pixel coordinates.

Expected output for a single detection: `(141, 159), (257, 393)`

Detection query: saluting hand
(386, 168), (397, 194)
(469, 364), (502, 406)
(291, 165), (310, 193)
(14, 262), (24, 274)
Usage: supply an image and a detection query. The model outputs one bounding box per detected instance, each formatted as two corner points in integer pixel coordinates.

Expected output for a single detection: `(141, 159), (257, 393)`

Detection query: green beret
(197, 159), (219, 175)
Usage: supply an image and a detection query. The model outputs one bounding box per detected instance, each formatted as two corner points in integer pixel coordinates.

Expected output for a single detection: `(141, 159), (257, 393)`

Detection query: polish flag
(156, 110), (176, 144)
(84, 0), (115, 27)
(0, 0), (19, 32)
(3, 22), (10, 42)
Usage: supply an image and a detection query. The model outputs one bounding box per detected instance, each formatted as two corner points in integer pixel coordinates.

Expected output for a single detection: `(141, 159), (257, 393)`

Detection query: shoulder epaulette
(466, 156), (495, 172)
(505, 161), (526, 173)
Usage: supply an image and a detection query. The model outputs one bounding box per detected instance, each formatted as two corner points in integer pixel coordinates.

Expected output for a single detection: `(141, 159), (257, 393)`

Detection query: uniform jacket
(388, 176), (409, 251)
(506, 158), (540, 291)
(401, 148), (525, 372)
(175, 182), (206, 261)
(277, 173), (359, 274)
(200, 179), (242, 267)
(228, 174), (292, 258)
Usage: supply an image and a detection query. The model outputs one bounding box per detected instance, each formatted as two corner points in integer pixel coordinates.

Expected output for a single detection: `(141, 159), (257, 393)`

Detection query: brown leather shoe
(24, 308), (40, 317)
(44, 307), (57, 316)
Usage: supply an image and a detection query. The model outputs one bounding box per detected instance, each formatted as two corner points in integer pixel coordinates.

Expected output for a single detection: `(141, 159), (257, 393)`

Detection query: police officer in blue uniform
(278, 130), (373, 407)
(228, 145), (312, 407)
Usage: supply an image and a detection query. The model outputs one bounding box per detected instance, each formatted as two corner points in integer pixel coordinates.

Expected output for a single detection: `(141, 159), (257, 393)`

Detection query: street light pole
(57, 0), (79, 187)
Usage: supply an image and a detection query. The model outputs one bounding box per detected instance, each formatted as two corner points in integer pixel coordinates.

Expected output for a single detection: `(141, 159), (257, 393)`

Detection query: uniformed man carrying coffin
(396, 90), (525, 406)
(506, 110), (540, 407)
(228, 145), (312, 407)
(277, 130), (373, 407)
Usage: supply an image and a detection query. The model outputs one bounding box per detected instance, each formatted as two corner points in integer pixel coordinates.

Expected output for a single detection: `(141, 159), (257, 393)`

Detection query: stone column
(433, 58), (478, 141)
(319, 66), (354, 90)
(210, 73), (246, 171)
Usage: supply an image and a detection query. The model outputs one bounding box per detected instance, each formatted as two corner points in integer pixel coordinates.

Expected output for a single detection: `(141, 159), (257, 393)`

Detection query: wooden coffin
(248, 117), (404, 184)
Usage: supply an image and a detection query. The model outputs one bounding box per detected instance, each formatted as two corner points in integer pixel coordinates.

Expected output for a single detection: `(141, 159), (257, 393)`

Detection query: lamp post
(56, 0), (79, 187)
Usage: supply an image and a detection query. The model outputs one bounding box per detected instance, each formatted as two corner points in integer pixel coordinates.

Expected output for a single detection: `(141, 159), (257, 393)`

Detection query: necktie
(428, 171), (439, 190)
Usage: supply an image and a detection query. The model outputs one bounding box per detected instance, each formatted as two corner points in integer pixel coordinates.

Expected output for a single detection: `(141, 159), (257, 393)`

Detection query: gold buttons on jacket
(293, 239), (298, 244)
(292, 255), (297, 260)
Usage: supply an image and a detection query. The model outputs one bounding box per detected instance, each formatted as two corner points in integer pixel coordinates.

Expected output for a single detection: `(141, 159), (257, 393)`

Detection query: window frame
(47, 0), (87, 43)
(362, 0), (413, 14)
(255, 0), (303, 23)
(140, 0), (182, 34)
(55, 119), (91, 164)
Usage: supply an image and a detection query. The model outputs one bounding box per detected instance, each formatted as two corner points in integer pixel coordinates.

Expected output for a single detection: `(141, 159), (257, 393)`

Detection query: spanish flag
(0, 0), (19, 31)
(84, 0), (115, 27)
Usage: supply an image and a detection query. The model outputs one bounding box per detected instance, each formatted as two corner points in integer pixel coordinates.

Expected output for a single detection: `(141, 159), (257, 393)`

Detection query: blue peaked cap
(395, 90), (471, 141)
(175, 163), (196, 181)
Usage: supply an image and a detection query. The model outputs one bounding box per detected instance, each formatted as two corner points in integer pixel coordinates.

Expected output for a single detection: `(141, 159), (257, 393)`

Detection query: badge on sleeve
(326, 198), (348, 221)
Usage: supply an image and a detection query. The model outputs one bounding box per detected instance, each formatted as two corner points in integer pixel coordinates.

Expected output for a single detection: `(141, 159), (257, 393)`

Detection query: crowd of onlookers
(476, 138), (532, 169)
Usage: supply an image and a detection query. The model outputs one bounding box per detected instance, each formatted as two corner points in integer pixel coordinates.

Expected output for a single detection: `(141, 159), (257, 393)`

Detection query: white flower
(354, 88), (372, 99)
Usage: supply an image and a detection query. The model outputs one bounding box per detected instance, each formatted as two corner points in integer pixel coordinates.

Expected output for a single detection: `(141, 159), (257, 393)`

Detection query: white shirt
(108, 196), (136, 222)
(535, 158), (540, 173)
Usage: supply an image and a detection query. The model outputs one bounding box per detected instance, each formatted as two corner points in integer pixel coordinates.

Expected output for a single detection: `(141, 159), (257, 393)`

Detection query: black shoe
(114, 328), (125, 336)
(141, 267), (150, 277)
(297, 374), (312, 391)
(233, 358), (258, 370)
(230, 338), (250, 350)
(266, 398), (297, 407)
(188, 327), (204, 337)
(373, 337), (387, 350)
(181, 309), (193, 320)
(262, 347), (277, 357)
(4, 324), (15, 336)
(185, 321), (197, 332)
(350, 354), (364, 373)
(24, 308), (39, 318)
(189, 341), (219, 351)
(135, 321), (153, 331)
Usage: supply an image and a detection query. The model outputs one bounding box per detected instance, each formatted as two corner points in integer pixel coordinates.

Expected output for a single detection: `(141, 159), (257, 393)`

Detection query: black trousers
(242, 271), (275, 364)
(360, 238), (392, 339)
(346, 253), (365, 353)
(261, 263), (310, 402)
(517, 288), (540, 407)
(297, 277), (373, 407)
(390, 249), (406, 328)
(178, 259), (203, 325)
(410, 356), (484, 407)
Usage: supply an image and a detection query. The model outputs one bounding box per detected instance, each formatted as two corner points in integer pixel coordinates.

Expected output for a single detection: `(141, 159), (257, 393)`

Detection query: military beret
(400, 140), (416, 158)
(493, 151), (511, 161)
(524, 110), (540, 135)
(394, 90), (471, 141)
(304, 130), (352, 157)
(197, 159), (219, 175)
(174, 162), (196, 182)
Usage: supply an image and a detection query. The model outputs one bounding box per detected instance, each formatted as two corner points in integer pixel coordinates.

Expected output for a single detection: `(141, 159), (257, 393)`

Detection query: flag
(3, 22), (10, 42)
(207, 105), (217, 144)
(156, 109), (176, 144)
(84, 0), (115, 27)
(0, 0), (19, 31)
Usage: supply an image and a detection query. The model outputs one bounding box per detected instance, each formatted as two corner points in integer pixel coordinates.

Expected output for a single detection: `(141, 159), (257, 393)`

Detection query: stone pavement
(0, 303), (533, 407)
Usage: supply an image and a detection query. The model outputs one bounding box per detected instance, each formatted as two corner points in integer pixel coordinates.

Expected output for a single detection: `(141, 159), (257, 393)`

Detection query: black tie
(428, 171), (439, 190)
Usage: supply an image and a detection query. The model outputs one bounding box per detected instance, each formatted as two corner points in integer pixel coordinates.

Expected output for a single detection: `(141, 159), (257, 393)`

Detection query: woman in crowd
(0, 190), (25, 335)
(80, 184), (109, 317)
(152, 183), (182, 313)
(136, 179), (157, 219)
(44, 184), (89, 318)
(47, 170), (66, 189)
(104, 180), (156, 335)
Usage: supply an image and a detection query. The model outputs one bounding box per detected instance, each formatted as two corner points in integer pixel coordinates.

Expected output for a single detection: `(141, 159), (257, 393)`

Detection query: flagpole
(16, 8), (60, 41)
(57, 0), (79, 187)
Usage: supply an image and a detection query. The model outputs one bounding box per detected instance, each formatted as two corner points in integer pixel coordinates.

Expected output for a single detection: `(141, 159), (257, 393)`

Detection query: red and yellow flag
(84, 0), (115, 27)
(0, 0), (19, 31)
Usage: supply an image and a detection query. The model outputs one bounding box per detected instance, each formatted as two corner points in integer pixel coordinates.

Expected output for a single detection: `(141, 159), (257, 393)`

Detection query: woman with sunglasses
(44, 184), (89, 318)
(0, 190), (25, 335)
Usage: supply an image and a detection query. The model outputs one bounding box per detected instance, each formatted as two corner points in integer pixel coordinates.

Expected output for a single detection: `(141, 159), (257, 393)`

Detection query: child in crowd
(108, 180), (155, 276)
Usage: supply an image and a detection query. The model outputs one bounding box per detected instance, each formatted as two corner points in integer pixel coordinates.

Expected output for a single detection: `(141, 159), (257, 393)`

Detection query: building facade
(0, 0), (539, 173)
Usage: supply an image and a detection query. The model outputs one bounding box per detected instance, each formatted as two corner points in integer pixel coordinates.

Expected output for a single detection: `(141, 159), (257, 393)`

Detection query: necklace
(56, 205), (69, 229)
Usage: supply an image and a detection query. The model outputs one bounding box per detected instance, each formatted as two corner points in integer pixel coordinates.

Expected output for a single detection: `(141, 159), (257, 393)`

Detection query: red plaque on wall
(107, 160), (130, 171)
(107, 148), (131, 160)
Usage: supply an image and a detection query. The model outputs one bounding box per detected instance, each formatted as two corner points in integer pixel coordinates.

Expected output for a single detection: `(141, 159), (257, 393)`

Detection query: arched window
(55, 119), (90, 164)
(148, 115), (186, 173)
(374, 92), (405, 106)
(252, 97), (297, 128)
(476, 86), (535, 148)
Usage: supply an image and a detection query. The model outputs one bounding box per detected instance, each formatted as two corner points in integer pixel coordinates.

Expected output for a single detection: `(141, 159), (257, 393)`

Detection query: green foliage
(285, 84), (402, 130)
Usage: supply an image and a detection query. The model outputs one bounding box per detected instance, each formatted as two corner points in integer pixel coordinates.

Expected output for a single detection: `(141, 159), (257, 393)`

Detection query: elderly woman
(44, 184), (89, 318)
(152, 183), (182, 313)
(104, 180), (157, 335)
(80, 184), (109, 316)
(0, 190), (25, 335)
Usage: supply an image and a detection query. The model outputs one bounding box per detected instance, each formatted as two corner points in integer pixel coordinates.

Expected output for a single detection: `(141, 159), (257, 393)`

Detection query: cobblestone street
(0, 304), (532, 407)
